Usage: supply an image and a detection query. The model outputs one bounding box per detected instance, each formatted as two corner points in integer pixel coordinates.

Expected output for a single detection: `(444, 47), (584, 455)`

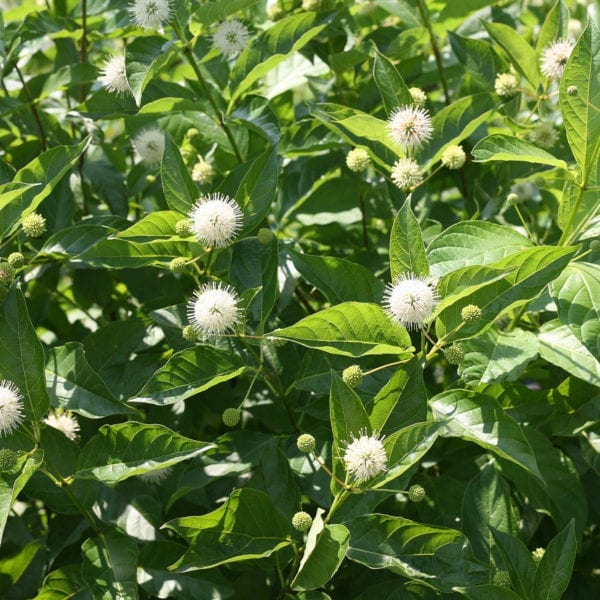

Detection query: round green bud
(461, 304), (482, 323)
(222, 408), (241, 427)
(0, 262), (15, 284)
(7, 252), (24, 268)
(531, 547), (545, 565)
(292, 511), (313, 532)
(534, 176), (545, 188)
(296, 433), (316, 453)
(567, 85), (578, 96)
(182, 325), (197, 342)
(0, 448), (18, 472)
(493, 570), (511, 587)
(441, 145), (466, 170)
(409, 87), (427, 107)
(408, 484), (426, 502)
(444, 345), (465, 365)
(346, 148), (370, 173)
(21, 212), (46, 238)
(175, 219), (192, 237)
(169, 257), (187, 273)
(506, 192), (520, 205)
(257, 228), (274, 245)
(342, 365), (363, 388)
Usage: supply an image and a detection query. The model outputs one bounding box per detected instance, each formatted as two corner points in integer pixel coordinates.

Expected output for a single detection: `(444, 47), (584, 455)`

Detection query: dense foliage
(0, 0), (599, 598)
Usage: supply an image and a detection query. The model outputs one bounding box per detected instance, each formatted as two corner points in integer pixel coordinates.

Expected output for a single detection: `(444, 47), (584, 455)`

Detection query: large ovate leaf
(161, 134), (198, 214)
(491, 528), (536, 600)
(389, 197), (428, 279)
(372, 49), (412, 114)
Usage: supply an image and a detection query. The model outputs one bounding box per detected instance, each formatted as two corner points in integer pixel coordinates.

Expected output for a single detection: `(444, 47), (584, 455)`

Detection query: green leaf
(165, 488), (292, 570)
(538, 319), (600, 386)
(462, 464), (518, 565)
(536, 0), (569, 53)
(557, 180), (598, 242)
(131, 346), (248, 406)
(74, 422), (215, 485)
(269, 302), (413, 357)
(460, 585), (524, 600)
(33, 565), (93, 599)
(288, 248), (385, 304)
(372, 48), (412, 114)
(472, 134), (568, 170)
(346, 514), (487, 592)
(550, 261), (600, 361)
(491, 528), (536, 600)
(40, 223), (118, 257)
(115, 210), (186, 240)
(193, 0), (260, 26)
(560, 21), (600, 185)
(389, 197), (429, 279)
(0, 288), (50, 421)
(533, 521), (577, 600)
(484, 21), (539, 86)
(0, 450), (43, 544)
(81, 531), (139, 600)
(459, 328), (539, 385)
(45, 343), (136, 418)
(292, 524), (350, 591)
(161, 134), (198, 214)
(430, 390), (542, 480)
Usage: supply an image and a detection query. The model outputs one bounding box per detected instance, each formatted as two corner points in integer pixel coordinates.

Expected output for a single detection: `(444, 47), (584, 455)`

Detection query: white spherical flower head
(391, 158), (422, 190)
(139, 465), (173, 484)
(133, 128), (165, 166)
(129, 0), (171, 30)
(0, 380), (25, 436)
(540, 39), (574, 79)
(494, 72), (518, 97)
(383, 273), (438, 330)
(189, 193), (243, 248)
(387, 105), (433, 149)
(99, 54), (130, 95)
(343, 429), (387, 482)
(43, 411), (80, 441)
(188, 282), (241, 336)
(213, 20), (251, 59)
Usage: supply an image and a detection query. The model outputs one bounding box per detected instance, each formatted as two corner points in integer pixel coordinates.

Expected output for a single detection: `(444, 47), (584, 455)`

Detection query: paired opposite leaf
(389, 197), (428, 280)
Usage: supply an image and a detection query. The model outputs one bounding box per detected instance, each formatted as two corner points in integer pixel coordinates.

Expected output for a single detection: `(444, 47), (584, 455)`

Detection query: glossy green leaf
(115, 210), (186, 240)
(460, 585), (523, 600)
(430, 390), (542, 480)
(389, 197), (428, 279)
(193, 0), (260, 25)
(491, 528), (536, 600)
(40, 223), (118, 257)
(165, 488), (292, 570)
(536, 0), (569, 53)
(269, 302), (413, 357)
(161, 134), (199, 214)
(75, 422), (215, 485)
(372, 49), (412, 114)
(0, 288), (50, 421)
(33, 565), (93, 600)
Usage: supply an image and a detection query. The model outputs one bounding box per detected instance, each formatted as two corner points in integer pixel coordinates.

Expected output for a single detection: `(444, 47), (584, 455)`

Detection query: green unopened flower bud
(506, 193), (520, 205)
(441, 145), (466, 170)
(0, 448), (18, 472)
(493, 570), (511, 587)
(7, 252), (24, 268)
(409, 87), (427, 107)
(222, 408), (241, 427)
(532, 547), (545, 565)
(296, 433), (316, 453)
(461, 304), (482, 323)
(292, 511), (313, 532)
(182, 325), (197, 342)
(342, 365), (363, 388)
(266, 3), (282, 20)
(257, 228), (274, 245)
(169, 257), (187, 273)
(175, 219), (192, 237)
(0, 262), (14, 284)
(408, 484), (426, 502)
(21, 213), (46, 238)
(444, 345), (465, 365)
(346, 148), (370, 172)
(191, 160), (215, 185)
(146, 174), (157, 185)
(567, 85), (578, 96)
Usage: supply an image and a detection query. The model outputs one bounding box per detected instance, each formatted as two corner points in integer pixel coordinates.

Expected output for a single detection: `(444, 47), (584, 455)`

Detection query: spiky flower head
(187, 282), (241, 337)
(540, 39), (574, 79)
(99, 54), (130, 95)
(7, 252), (24, 268)
(222, 408), (241, 427)
(343, 429), (387, 483)
(0, 448), (18, 472)
(494, 72), (518, 97)
(493, 570), (511, 587)
(169, 257), (187, 273)
(175, 219), (192, 237)
(342, 365), (363, 388)
(139, 465), (173, 484)
(461, 304), (482, 323)
(387, 105), (433, 149)
(409, 87), (427, 107)
(182, 324), (197, 342)
(346, 148), (370, 172)
(0, 380), (24, 437)
(297, 433), (316, 453)
(133, 128), (165, 166)
(22, 213), (47, 238)
(192, 160), (215, 185)
(189, 193), (243, 248)
(532, 547), (545, 565)
(383, 273), (438, 330)
(529, 122), (558, 150)
(213, 20), (251, 59)
(43, 410), (80, 441)
(0, 262), (14, 284)
(292, 511), (313, 532)
(441, 145), (466, 170)
(408, 484), (426, 502)
(129, 0), (171, 30)
(444, 345), (465, 365)
(391, 158), (423, 190)
(506, 192), (521, 206)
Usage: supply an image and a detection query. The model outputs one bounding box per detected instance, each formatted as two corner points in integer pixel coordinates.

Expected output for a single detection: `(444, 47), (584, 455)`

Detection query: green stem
(325, 488), (351, 524)
(79, 0), (88, 102)
(513, 203), (536, 243)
